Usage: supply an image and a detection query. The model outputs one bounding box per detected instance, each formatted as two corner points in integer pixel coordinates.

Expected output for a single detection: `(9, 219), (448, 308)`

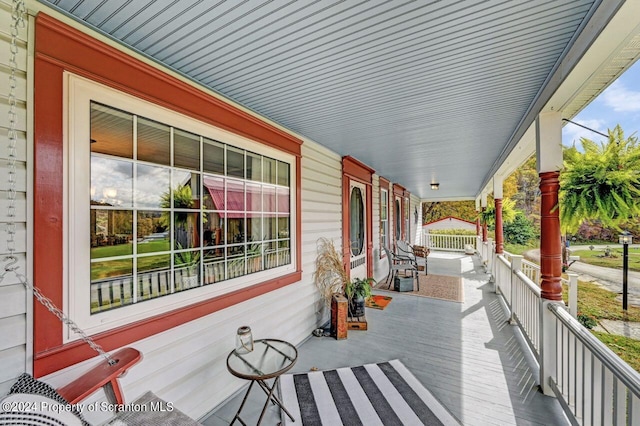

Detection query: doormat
(365, 295), (392, 310)
(376, 274), (464, 303)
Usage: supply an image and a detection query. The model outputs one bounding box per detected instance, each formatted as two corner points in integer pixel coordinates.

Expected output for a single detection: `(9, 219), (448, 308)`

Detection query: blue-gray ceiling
(40, 0), (600, 199)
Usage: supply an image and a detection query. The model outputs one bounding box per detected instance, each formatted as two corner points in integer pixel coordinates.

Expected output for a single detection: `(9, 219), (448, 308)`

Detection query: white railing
(495, 254), (541, 358)
(421, 233), (477, 252)
(494, 245), (640, 424)
(548, 303), (640, 425)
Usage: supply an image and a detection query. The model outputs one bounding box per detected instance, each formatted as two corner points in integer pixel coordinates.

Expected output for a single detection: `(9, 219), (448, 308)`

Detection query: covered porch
(206, 253), (567, 425)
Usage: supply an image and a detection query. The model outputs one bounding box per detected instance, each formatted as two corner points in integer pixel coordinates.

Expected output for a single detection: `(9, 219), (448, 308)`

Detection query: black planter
(348, 296), (365, 317)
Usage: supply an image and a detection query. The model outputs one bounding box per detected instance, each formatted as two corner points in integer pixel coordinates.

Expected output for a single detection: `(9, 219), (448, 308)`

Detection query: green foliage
(422, 200), (477, 224)
(560, 125), (640, 234)
(503, 213), (537, 245)
(479, 198), (517, 228)
(577, 313), (597, 329)
(160, 185), (195, 228)
(344, 277), (375, 300)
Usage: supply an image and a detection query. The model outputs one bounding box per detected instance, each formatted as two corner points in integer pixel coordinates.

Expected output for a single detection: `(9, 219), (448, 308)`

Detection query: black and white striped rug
(279, 359), (460, 425)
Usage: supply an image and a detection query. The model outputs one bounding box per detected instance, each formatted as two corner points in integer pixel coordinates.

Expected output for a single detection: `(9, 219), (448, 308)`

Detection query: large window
(380, 188), (388, 254)
(69, 75), (295, 335)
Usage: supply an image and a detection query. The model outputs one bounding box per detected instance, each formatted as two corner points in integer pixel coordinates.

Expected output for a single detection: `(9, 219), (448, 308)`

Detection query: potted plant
(344, 277), (375, 317)
(175, 245), (200, 289)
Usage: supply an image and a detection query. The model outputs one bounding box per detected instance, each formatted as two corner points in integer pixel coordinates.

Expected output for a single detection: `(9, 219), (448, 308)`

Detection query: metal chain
(3, 0), (115, 365)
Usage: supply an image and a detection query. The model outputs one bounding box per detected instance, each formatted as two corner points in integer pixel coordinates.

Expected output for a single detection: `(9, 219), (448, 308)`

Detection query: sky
(562, 59), (640, 146)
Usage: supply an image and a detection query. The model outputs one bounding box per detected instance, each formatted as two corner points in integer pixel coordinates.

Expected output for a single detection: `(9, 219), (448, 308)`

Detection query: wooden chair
(383, 246), (417, 289)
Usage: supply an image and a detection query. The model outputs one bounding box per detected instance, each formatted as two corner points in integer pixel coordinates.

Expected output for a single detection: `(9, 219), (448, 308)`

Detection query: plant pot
(348, 296), (365, 317)
(182, 274), (199, 289)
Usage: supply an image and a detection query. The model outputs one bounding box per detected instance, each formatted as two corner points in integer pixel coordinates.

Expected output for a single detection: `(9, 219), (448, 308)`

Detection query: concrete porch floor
(202, 253), (568, 425)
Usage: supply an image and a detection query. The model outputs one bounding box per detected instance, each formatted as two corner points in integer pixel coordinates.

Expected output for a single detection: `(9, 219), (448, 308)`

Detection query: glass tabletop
(226, 339), (298, 380)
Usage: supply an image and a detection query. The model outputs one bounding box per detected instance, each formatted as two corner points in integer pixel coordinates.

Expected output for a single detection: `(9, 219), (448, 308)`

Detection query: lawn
(570, 247), (640, 272)
(562, 279), (640, 373)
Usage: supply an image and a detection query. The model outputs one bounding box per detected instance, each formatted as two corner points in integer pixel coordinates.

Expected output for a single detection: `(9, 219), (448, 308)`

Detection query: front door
(349, 182), (367, 279)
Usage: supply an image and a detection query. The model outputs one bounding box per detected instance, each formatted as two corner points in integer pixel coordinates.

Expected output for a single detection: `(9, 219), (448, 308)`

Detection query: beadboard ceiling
(39, 0), (627, 199)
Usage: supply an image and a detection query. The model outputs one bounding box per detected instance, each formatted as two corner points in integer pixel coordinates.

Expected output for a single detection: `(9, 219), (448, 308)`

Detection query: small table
(226, 339), (298, 425)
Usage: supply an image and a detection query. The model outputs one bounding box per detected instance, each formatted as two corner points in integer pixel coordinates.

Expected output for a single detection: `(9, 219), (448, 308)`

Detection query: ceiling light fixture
(431, 183), (440, 190)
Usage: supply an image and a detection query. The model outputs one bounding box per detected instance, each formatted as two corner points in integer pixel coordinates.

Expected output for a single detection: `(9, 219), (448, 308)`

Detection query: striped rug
(279, 359), (460, 425)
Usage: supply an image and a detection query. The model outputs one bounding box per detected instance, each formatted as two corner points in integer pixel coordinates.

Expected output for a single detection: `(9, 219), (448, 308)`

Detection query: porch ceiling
(40, 0), (617, 199)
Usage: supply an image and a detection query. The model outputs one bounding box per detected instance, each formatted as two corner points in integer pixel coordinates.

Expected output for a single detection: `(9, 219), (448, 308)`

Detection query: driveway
(524, 248), (640, 307)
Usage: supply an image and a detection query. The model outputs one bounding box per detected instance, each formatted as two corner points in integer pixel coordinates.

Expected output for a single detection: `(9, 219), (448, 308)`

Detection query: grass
(570, 247), (640, 272)
(503, 242), (539, 255)
(562, 279), (640, 322)
(591, 332), (640, 373)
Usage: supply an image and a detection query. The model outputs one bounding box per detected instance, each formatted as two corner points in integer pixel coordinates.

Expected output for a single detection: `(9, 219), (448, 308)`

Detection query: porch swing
(1, 2), (201, 425)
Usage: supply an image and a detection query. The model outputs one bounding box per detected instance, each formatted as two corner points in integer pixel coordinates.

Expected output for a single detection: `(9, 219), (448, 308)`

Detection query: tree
(503, 212), (537, 245)
(479, 197), (517, 229)
(422, 200), (477, 224)
(560, 125), (640, 234)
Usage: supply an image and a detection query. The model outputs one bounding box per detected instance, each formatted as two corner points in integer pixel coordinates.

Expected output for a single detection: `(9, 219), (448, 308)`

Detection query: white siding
(42, 138), (344, 423)
(0, 0), (29, 396)
(372, 175), (387, 283)
(423, 218), (476, 232)
(410, 194), (422, 245)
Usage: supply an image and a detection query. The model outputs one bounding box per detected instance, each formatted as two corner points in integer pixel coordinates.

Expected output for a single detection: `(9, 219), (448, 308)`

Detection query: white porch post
(537, 111), (565, 396)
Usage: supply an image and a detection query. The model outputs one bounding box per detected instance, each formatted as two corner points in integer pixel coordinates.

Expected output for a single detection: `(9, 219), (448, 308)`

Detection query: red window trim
(33, 13), (303, 377)
(341, 156), (374, 279)
(392, 184), (410, 243)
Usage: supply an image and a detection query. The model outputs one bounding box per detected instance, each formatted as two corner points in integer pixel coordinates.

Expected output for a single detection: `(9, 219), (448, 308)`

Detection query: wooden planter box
(331, 294), (348, 340)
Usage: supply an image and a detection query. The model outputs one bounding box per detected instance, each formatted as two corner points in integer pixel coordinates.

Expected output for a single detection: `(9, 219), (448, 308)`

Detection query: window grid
(89, 102), (291, 314)
(380, 188), (388, 255)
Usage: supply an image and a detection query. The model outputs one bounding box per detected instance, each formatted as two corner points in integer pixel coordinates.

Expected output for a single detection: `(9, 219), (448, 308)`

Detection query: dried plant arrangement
(313, 237), (348, 307)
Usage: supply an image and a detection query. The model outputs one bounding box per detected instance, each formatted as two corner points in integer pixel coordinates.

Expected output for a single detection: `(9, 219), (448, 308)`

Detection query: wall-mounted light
(430, 183), (440, 190)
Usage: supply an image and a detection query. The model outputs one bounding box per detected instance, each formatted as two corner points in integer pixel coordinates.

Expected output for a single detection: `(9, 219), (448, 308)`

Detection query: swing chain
(4, 0), (116, 366)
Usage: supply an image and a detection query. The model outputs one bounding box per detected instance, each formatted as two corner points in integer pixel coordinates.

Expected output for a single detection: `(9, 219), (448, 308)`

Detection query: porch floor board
(202, 253), (568, 425)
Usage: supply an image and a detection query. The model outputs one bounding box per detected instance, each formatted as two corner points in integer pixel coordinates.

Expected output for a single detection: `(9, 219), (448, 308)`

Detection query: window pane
(227, 216), (245, 245)
(174, 128), (200, 170)
(174, 250), (201, 292)
(137, 117), (170, 165)
(277, 161), (290, 186)
(247, 152), (262, 182)
(263, 186), (276, 212)
(247, 213), (262, 242)
(203, 249), (225, 284)
(203, 212), (224, 247)
(174, 212), (200, 249)
(227, 147), (244, 178)
(90, 210), (133, 258)
(247, 183), (262, 212)
(173, 171), (200, 210)
(203, 138), (224, 175)
(277, 215), (289, 239)
(137, 211), (169, 253)
(137, 254), (171, 301)
(90, 102), (133, 159)
(227, 179), (245, 212)
(91, 156), (133, 207)
(202, 175), (224, 210)
(263, 157), (276, 184)
(278, 240), (290, 267)
(91, 259), (133, 314)
(264, 241), (278, 269)
(264, 216), (277, 241)
(277, 188), (289, 213)
(136, 164), (170, 208)
(350, 187), (364, 256)
(247, 242), (263, 274)
(227, 245), (245, 279)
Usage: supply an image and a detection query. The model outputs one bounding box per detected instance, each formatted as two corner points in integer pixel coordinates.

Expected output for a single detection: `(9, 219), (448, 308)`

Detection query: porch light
(619, 231), (632, 311)
(430, 183), (440, 190)
(235, 326), (254, 354)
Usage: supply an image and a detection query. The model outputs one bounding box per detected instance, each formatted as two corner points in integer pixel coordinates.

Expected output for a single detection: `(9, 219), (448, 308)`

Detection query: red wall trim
(391, 184), (410, 242)
(33, 14), (303, 375)
(341, 157), (374, 279)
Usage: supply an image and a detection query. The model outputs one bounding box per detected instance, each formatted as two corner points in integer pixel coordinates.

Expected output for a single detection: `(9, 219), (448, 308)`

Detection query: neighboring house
(1, 1), (639, 424)
(423, 216), (476, 233)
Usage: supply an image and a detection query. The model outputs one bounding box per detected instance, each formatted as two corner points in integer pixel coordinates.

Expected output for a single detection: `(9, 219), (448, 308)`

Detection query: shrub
(503, 213), (536, 245)
(577, 313), (598, 329)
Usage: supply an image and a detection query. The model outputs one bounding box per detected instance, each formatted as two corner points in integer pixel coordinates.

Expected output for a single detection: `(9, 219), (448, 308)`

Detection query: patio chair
(396, 240), (429, 275)
(383, 246), (418, 290)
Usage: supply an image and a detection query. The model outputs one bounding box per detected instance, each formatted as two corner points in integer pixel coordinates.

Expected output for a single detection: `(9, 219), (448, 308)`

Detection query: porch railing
(421, 233), (477, 251)
(490, 248), (640, 425)
(548, 303), (640, 425)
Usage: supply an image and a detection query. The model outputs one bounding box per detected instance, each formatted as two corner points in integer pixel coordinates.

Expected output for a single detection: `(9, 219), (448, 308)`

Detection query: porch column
(475, 198), (480, 236)
(536, 112), (563, 301)
(494, 176), (504, 254)
(481, 192), (487, 243)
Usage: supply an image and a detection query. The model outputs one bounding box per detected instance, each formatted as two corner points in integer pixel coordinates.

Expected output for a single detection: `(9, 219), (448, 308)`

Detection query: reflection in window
(350, 187), (364, 256)
(380, 189), (388, 253)
(89, 102), (292, 314)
